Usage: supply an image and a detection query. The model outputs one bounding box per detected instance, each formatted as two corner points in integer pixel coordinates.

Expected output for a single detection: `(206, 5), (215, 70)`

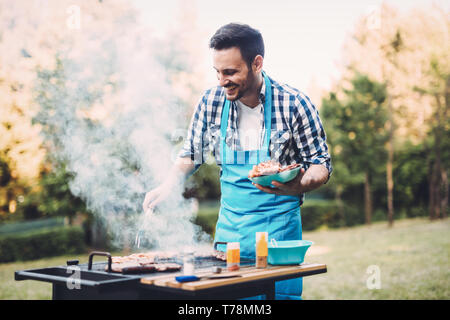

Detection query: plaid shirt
(179, 73), (332, 184)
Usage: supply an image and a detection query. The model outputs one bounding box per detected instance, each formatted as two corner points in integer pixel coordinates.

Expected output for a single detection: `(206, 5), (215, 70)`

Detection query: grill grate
(157, 255), (255, 269)
(87, 255), (254, 273)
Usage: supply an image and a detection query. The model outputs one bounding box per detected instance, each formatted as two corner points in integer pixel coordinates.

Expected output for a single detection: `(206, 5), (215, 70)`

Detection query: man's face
(212, 47), (256, 101)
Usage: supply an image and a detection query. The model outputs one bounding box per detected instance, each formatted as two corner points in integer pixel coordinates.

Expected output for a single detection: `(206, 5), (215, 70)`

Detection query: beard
(224, 69), (256, 101)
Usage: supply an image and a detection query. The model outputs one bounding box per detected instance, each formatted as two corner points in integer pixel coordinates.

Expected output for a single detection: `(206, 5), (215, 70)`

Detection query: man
(143, 23), (332, 300)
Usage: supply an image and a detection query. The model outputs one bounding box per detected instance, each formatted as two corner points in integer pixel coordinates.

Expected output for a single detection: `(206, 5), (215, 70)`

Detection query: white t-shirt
(236, 99), (263, 151)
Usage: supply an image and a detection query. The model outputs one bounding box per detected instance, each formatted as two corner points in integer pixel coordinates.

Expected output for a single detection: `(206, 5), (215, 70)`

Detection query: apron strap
(220, 72), (272, 164)
(261, 71), (272, 151)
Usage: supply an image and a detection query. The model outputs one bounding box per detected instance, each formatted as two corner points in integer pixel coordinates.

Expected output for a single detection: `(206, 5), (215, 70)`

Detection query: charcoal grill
(15, 249), (327, 300)
(15, 250), (254, 299)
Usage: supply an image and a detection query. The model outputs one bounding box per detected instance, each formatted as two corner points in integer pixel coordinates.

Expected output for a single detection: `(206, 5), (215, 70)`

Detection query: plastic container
(226, 242), (240, 271)
(255, 232), (268, 268)
(268, 239), (313, 265)
(249, 166), (301, 187)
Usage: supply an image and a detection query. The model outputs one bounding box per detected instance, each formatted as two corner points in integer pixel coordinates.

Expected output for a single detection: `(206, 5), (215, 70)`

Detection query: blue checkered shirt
(179, 72), (332, 188)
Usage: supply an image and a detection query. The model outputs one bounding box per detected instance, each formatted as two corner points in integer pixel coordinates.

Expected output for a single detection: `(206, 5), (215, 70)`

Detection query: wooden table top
(140, 262), (326, 291)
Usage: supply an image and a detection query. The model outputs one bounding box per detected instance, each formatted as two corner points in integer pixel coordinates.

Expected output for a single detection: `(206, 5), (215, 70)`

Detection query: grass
(302, 217), (450, 300)
(1, 254), (92, 299)
(1, 217), (448, 300)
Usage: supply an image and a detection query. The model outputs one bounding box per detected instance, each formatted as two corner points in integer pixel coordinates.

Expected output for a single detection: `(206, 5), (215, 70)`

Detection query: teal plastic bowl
(268, 240), (313, 265)
(249, 166), (301, 187)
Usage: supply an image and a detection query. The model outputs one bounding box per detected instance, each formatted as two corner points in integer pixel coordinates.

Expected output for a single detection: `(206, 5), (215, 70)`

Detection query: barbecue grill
(15, 250), (253, 299)
(15, 249), (327, 300)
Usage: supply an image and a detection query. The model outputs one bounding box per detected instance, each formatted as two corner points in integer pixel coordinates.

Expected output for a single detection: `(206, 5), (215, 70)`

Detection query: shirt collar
(231, 72), (267, 107)
(259, 72), (266, 104)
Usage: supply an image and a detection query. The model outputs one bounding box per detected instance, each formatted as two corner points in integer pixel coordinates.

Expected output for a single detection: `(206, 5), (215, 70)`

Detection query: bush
(301, 200), (363, 231)
(0, 217), (65, 235)
(184, 164), (221, 201)
(301, 200), (335, 231)
(0, 226), (86, 262)
(193, 204), (219, 237)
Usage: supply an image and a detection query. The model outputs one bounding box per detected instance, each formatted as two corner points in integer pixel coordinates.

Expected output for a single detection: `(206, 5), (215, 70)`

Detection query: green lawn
(1, 217), (448, 300)
(302, 217), (450, 300)
(1, 254), (92, 299)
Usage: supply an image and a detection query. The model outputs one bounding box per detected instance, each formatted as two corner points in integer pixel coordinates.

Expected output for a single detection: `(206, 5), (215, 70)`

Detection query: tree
(0, 0), (134, 223)
(381, 29), (403, 227)
(322, 74), (388, 225)
(28, 0), (210, 250)
(339, 3), (449, 223)
(414, 58), (450, 220)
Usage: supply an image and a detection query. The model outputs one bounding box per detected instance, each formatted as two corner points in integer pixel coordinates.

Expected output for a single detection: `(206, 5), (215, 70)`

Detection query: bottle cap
(256, 232), (268, 241)
(227, 242), (240, 250)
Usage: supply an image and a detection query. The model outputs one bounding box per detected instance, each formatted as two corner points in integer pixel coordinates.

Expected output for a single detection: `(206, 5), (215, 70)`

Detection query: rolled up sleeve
(292, 93), (332, 181)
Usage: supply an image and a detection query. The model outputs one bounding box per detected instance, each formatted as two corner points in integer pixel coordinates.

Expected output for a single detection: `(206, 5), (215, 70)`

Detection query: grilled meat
(248, 160), (301, 178)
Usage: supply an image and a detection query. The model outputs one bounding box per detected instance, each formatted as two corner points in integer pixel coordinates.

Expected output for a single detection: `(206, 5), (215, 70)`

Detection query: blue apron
(214, 72), (303, 300)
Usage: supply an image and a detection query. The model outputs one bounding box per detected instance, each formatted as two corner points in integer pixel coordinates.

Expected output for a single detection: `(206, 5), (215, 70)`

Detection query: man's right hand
(142, 157), (195, 212)
(142, 183), (171, 212)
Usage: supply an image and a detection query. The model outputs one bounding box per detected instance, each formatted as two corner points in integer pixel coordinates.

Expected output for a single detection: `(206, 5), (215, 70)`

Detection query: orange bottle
(255, 232), (268, 268)
(226, 242), (240, 271)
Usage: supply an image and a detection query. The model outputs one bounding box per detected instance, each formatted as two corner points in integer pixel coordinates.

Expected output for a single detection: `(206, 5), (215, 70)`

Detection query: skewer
(135, 207), (153, 249)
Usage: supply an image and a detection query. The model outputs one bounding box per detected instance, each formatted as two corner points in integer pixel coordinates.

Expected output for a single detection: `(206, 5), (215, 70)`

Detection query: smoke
(31, 1), (211, 251)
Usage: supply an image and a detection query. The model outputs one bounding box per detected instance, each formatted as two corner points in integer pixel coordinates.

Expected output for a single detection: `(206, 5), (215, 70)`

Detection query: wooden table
(139, 263), (327, 299)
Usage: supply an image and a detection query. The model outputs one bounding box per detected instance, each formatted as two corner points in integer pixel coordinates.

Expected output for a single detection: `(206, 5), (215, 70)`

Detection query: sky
(133, 0), (448, 96)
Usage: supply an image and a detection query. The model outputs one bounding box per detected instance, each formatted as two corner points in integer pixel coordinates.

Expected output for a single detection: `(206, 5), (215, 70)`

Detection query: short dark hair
(209, 23), (265, 67)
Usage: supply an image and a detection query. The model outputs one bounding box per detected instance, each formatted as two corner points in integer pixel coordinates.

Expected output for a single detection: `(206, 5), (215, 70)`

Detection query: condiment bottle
(183, 250), (195, 275)
(255, 232), (268, 268)
(226, 242), (240, 271)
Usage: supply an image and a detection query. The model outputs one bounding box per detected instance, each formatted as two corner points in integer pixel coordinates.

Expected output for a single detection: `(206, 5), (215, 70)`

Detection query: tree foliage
(322, 73), (388, 223)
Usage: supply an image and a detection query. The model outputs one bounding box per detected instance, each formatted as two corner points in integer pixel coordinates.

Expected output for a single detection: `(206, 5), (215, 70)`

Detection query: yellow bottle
(255, 232), (268, 268)
(226, 242), (240, 271)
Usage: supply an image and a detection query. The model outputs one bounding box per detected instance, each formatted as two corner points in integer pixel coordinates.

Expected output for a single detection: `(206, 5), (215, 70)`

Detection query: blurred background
(0, 0), (448, 299)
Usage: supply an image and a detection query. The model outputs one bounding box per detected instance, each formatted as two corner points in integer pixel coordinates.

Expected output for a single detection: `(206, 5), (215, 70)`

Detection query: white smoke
(31, 1), (210, 251)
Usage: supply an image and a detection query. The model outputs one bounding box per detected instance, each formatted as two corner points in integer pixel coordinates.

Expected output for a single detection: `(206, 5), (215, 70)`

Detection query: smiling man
(143, 23), (332, 300)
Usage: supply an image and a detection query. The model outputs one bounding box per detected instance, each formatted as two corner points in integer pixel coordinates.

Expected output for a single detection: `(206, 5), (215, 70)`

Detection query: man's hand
(252, 164), (329, 196)
(142, 183), (172, 212)
(142, 157), (195, 212)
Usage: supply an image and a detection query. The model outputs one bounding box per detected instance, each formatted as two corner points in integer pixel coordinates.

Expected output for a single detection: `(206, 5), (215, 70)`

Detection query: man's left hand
(252, 164), (329, 196)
